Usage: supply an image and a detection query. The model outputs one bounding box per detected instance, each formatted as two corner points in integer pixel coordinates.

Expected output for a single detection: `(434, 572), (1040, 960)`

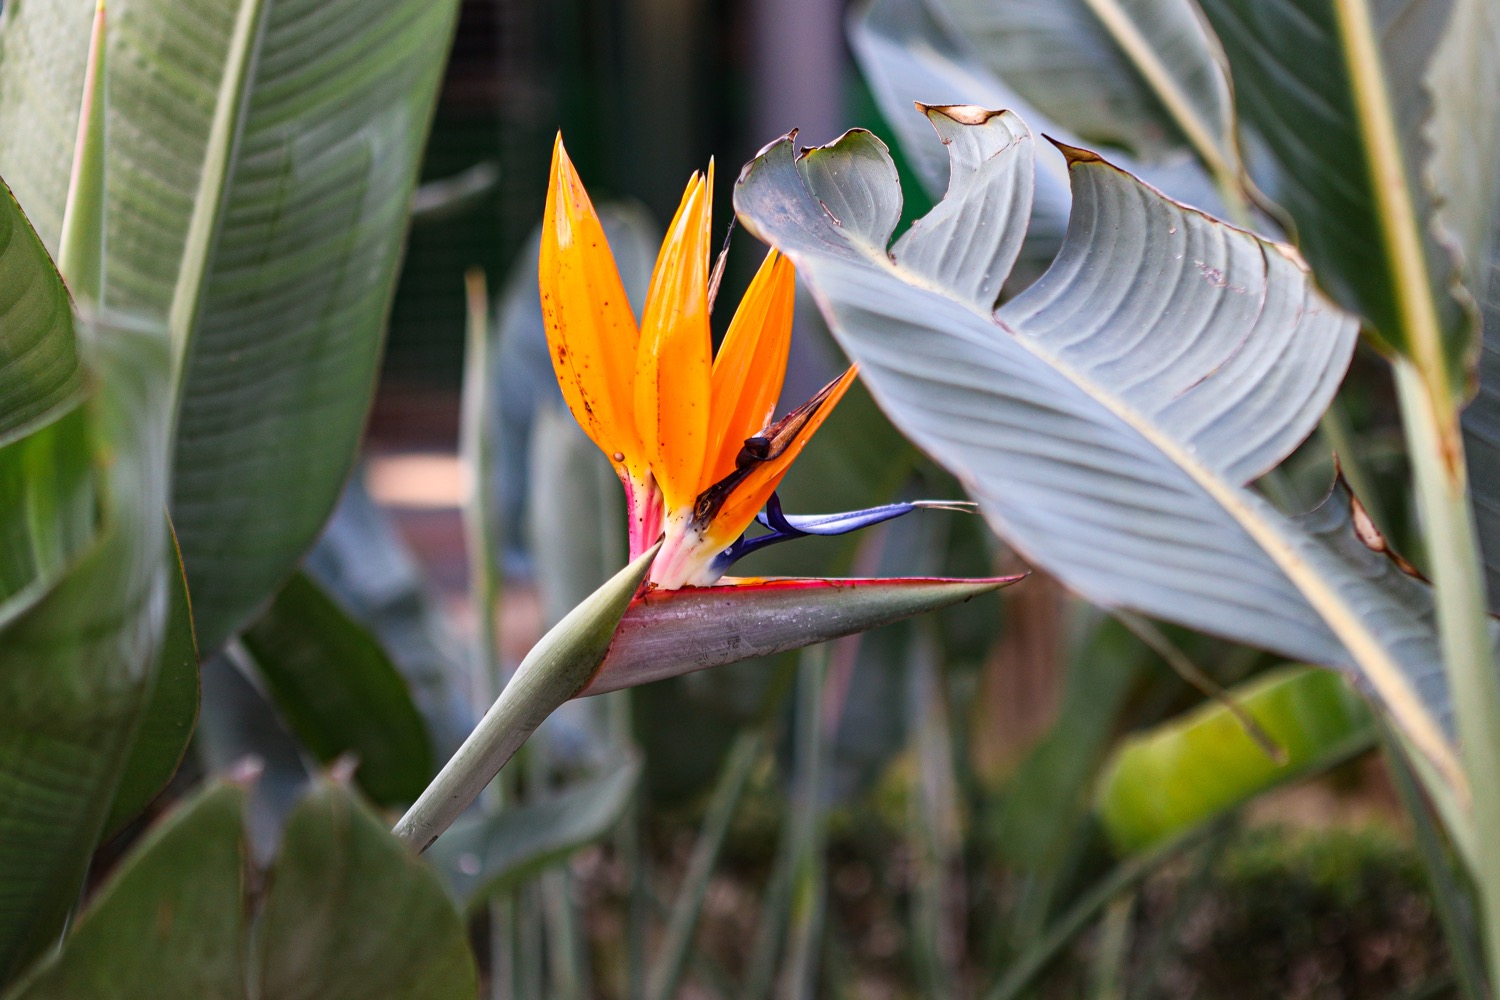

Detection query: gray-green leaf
(732, 108), (1476, 804)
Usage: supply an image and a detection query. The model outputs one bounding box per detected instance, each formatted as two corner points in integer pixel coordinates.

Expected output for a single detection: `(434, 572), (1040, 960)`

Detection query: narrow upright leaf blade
(239, 572), (434, 806)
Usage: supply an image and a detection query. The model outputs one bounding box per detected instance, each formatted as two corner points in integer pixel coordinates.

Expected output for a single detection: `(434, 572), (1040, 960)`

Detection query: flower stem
(1393, 356), (1500, 988)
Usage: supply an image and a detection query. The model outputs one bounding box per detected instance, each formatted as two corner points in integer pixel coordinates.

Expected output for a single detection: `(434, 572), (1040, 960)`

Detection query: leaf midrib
(1332, 0), (1454, 414)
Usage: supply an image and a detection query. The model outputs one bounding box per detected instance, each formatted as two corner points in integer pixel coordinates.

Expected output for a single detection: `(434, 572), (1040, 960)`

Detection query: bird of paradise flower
(540, 136), (959, 589)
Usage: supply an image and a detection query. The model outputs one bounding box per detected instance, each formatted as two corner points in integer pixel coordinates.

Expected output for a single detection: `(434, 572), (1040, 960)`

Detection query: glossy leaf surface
(101, 528), (201, 839)
(240, 572), (434, 806)
(1096, 666), (1374, 853)
(0, 0), (462, 651)
(5, 779), (477, 1000)
(0, 314), (172, 983)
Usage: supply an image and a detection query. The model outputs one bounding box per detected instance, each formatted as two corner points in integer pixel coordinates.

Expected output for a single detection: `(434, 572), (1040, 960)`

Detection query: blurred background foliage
(0, 0), (1480, 997)
(338, 2), (1458, 997)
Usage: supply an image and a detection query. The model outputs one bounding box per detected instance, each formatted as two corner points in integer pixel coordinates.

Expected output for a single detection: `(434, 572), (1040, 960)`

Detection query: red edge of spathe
(632, 573), (1027, 603)
(645, 575), (1020, 599)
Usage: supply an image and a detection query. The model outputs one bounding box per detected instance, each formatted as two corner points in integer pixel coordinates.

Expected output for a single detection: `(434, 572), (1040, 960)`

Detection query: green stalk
(1393, 357), (1500, 983)
(648, 728), (766, 1000)
(462, 267), (502, 703)
(782, 645), (831, 1000)
(1379, 717), (1489, 1000)
(459, 268), (525, 1000)
(738, 819), (795, 1000)
(1088, 893), (1134, 1000)
(983, 824), (1217, 1000)
(909, 623), (961, 1000)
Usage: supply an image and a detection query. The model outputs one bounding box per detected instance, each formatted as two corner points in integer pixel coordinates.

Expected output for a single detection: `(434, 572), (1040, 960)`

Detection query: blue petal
(712, 494), (974, 573)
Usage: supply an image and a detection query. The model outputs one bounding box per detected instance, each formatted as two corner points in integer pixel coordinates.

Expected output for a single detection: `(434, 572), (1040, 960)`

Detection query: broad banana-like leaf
(1096, 666), (1374, 853)
(429, 756), (641, 909)
(0, 312), (172, 984)
(239, 572), (434, 806)
(926, 0), (1238, 178)
(101, 528), (201, 839)
(582, 575), (1018, 696)
(3, 779), (477, 1000)
(0, 0), (462, 651)
(0, 181), (92, 621)
(847, 0), (1231, 290)
(1197, 0), (1500, 399)
(732, 107), (1483, 800)
(0, 182), (82, 446)
(2, 783), (248, 999)
(253, 779), (477, 998)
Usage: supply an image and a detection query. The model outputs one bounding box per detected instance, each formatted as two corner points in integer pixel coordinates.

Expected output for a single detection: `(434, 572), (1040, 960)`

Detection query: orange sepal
(635, 171), (713, 511)
(706, 249), (796, 483)
(539, 136), (643, 479)
(699, 365), (859, 548)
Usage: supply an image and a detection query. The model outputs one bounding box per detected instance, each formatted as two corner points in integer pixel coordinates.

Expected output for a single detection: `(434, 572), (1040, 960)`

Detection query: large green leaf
(253, 780), (477, 999)
(239, 572), (434, 806)
(1096, 666), (1375, 853)
(5, 779), (478, 999)
(0, 402), (95, 621)
(1196, 0), (1499, 400)
(167, 0), (459, 649)
(732, 108), (1480, 802)
(0, 0), (461, 651)
(0, 313), (173, 984)
(927, 0), (1238, 178)
(101, 527), (201, 839)
(0, 179), (92, 620)
(847, 0), (1230, 289)
(0, 180), (83, 445)
(3, 784), (248, 999)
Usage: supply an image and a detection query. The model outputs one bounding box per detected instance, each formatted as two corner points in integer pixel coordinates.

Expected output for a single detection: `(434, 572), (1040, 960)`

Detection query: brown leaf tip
(916, 103), (1007, 126)
(1345, 486), (1428, 583)
(1043, 135), (1105, 166)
